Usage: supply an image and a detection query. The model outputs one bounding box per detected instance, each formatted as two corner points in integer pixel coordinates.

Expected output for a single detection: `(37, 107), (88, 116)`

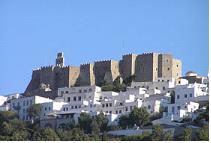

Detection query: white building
(162, 101), (199, 121)
(130, 78), (176, 95)
(10, 96), (53, 121)
(173, 83), (208, 103)
(0, 93), (22, 111)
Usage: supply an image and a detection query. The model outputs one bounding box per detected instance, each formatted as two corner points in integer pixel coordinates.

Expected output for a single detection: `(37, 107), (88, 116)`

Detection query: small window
(23, 101), (26, 106)
(172, 107), (175, 113)
(67, 97), (71, 102)
(116, 110), (118, 114)
(65, 91), (69, 94)
(119, 110), (122, 114)
(63, 108), (65, 111)
(78, 96), (81, 101)
(163, 87), (165, 90)
(168, 68), (170, 71)
(177, 106), (180, 110)
(30, 100), (32, 105)
(73, 97), (77, 101)
(155, 87), (158, 90)
(78, 105), (81, 108)
(49, 107), (51, 110)
(109, 103), (112, 107)
(61, 91), (64, 95)
(45, 107), (47, 111)
(162, 80), (164, 82)
(71, 106), (74, 109)
(109, 111), (112, 114)
(148, 105), (151, 109)
(184, 94), (187, 98)
(106, 103), (108, 107)
(120, 103), (123, 106)
(190, 93), (192, 97)
(102, 104), (105, 108)
(89, 88), (92, 92)
(79, 90), (82, 93)
(177, 65), (179, 67)
(75, 106), (77, 109)
(177, 95), (180, 99)
(126, 107), (128, 111)
(130, 106), (133, 111)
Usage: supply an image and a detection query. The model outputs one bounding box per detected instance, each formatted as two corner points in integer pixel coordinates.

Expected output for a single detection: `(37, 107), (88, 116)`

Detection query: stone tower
(119, 53), (138, 79)
(24, 53), (80, 99)
(79, 63), (96, 86)
(56, 52), (64, 67)
(135, 53), (182, 82)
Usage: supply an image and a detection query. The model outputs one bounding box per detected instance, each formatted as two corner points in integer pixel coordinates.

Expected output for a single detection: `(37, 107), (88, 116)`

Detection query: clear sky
(0, 0), (208, 95)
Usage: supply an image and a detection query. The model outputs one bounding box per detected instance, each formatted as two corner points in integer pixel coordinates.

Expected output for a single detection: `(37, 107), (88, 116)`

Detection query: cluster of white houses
(0, 71), (209, 128)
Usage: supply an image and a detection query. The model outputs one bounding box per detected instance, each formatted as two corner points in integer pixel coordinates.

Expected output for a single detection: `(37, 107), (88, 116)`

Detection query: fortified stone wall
(24, 52), (182, 98)
(79, 63), (95, 86)
(93, 60), (120, 85)
(135, 53), (155, 82)
(120, 54), (137, 79)
(158, 54), (173, 79)
(24, 65), (80, 98)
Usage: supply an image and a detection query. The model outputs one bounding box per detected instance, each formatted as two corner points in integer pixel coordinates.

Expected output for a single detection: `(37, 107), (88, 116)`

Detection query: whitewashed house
(10, 96), (53, 121)
(162, 101), (199, 121)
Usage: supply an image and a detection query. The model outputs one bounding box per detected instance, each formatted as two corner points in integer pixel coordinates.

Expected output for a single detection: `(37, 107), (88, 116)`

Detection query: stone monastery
(24, 52), (182, 98)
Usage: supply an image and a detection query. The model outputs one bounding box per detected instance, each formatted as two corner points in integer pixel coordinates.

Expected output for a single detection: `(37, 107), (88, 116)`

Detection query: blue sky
(0, 0), (208, 95)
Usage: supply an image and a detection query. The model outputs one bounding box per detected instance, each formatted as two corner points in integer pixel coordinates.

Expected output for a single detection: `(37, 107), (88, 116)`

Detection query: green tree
(123, 75), (136, 86)
(129, 107), (150, 127)
(36, 128), (60, 141)
(78, 113), (92, 134)
(0, 119), (29, 141)
(151, 125), (164, 141)
(0, 111), (18, 124)
(95, 112), (108, 132)
(27, 104), (42, 123)
(91, 119), (100, 134)
(183, 127), (192, 141)
(196, 125), (209, 141)
(122, 132), (151, 141)
(118, 114), (130, 129)
(101, 83), (114, 91)
(163, 131), (173, 141)
(57, 127), (93, 141)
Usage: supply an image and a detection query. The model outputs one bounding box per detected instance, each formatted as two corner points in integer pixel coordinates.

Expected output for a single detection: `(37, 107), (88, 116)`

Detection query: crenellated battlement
(122, 53), (137, 57)
(94, 60), (114, 65)
(80, 63), (93, 66)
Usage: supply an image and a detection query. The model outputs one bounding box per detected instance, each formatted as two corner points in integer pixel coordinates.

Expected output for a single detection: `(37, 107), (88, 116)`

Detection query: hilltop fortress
(24, 52), (182, 98)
